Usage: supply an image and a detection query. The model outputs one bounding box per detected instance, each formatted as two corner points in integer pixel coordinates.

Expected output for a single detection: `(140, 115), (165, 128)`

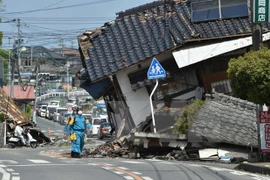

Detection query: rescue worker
(64, 105), (77, 136)
(14, 121), (26, 145)
(68, 106), (92, 158)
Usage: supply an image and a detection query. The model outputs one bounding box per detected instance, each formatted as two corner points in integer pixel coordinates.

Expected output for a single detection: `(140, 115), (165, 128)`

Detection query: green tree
(0, 0), (5, 46)
(173, 100), (204, 134)
(0, 49), (9, 85)
(227, 47), (270, 106)
(25, 104), (32, 119)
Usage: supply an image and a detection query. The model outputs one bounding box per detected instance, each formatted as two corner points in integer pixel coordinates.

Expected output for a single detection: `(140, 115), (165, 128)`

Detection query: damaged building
(76, 0), (269, 160)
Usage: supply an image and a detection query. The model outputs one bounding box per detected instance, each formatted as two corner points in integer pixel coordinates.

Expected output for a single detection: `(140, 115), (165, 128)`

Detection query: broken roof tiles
(189, 92), (258, 147)
(78, 1), (270, 82)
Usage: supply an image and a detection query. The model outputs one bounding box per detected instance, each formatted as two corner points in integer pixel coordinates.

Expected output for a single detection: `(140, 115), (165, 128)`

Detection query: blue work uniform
(64, 113), (75, 135)
(68, 114), (92, 153)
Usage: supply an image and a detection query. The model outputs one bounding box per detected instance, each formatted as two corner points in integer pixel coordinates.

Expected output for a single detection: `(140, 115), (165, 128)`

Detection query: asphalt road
(35, 116), (64, 137)
(2, 117), (267, 179)
(1, 147), (270, 180)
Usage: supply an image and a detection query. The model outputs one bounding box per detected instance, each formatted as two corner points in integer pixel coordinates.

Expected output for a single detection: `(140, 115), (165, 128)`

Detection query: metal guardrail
(36, 90), (89, 101)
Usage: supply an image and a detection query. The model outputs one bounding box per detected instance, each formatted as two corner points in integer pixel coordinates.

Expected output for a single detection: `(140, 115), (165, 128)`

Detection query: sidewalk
(236, 162), (270, 175)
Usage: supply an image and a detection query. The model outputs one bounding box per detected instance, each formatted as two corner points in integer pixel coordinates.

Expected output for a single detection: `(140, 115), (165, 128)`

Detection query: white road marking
(188, 163), (270, 179)
(12, 177), (20, 180)
(230, 171), (249, 176)
(121, 161), (144, 164)
(6, 168), (14, 172)
(142, 177), (154, 180)
(0, 165), (6, 167)
(0, 167), (10, 180)
(27, 159), (50, 164)
(124, 176), (134, 180)
(146, 159), (162, 162)
(102, 167), (112, 170)
(12, 173), (20, 175)
(118, 167), (128, 170)
(208, 167), (226, 171)
(0, 160), (18, 164)
(103, 163), (113, 166)
(132, 172), (141, 175)
(88, 163), (97, 166)
(113, 171), (124, 175)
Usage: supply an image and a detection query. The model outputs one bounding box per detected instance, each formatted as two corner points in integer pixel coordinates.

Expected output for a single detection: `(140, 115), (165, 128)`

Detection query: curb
(235, 163), (270, 175)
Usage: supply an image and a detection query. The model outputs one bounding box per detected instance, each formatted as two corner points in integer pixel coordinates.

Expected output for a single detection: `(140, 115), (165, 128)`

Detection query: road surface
(35, 116), (64, 137)
(1, 147), (270, 180)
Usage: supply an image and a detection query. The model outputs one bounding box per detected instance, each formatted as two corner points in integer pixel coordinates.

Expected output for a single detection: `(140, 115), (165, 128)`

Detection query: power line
(0, 0), (115, 15)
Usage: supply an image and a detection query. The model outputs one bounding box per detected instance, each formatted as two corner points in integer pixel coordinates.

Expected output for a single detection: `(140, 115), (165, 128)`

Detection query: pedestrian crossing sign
(147, 58), (166, 79)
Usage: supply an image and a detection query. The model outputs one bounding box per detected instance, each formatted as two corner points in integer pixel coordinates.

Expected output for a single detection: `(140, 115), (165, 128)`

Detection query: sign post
(147, 58), (166, 133)
(259, 111), (270, 153)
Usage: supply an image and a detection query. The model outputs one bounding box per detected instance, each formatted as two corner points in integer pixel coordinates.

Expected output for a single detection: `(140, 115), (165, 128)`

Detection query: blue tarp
(80, 78), (111, 100)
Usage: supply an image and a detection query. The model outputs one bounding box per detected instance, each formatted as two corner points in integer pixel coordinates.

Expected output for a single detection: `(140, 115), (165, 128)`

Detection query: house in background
(77, 0), (270, 136)
(3, 85), (35, 112)
(13, 46), (79, 94)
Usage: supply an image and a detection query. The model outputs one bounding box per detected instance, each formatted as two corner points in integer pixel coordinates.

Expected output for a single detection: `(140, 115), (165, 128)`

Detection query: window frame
(191, 0), (248, 22)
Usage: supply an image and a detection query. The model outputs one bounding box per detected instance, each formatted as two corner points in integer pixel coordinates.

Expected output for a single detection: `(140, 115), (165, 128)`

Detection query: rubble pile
(82, 139), (130, 158)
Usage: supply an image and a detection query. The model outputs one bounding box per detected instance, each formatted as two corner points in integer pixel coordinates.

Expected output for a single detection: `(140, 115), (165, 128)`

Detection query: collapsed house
(75, 0), (268, 162)
(83, 91), (260, 163)
(0, 88), (51, 146)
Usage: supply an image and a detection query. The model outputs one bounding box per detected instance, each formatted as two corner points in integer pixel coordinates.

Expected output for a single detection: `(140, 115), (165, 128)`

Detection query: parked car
(83, 114), (92, 121)
(36, 103), (48, 116)
(97, 122), (112, 139)
(91, 118), (107, 136)
(46, 106), (58, 120)
(53, 107), (67, 122)
(39, 105), (47, 117)
(59, 112), (72, 125)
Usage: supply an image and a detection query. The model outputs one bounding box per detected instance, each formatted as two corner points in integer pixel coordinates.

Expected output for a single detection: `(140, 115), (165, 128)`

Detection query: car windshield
(102, 123), (111, 127)
(50, 102), (59, 105)
(84, 115), (92, 120)
(58, 109), (67, 114)
(93, 119), (106, 125)
(64, 114), (71, 117)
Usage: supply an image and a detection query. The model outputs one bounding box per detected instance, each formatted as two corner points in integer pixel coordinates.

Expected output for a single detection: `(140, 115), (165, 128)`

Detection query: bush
(25, 104), (32, 119)
(0, 113), (5, 123)
(173, 99), (204, 135)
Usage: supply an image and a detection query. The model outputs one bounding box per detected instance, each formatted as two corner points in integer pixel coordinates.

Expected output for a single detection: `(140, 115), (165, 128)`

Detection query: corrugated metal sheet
(78, 1), (270, 82)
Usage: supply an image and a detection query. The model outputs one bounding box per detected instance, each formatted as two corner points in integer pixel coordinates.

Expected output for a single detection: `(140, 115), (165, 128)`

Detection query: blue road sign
(147, 58), (166, 79)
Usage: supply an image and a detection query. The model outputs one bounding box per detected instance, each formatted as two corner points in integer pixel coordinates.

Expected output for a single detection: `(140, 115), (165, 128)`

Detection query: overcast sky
(0, 0), (153, 49)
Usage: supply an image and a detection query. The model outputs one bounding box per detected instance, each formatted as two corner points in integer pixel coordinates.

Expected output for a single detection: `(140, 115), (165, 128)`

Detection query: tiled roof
(3, 86), (35, 100)
(19, 46), (66, 65)
(78, 1), (270, 82)
(189, 92), (258, 147)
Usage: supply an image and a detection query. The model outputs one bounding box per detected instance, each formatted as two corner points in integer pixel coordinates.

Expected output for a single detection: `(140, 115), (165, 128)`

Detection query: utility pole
(32, 60), (40, 126)
(59, 38), (64, 56)
(17, 18), (21, 67)
(66, 62), (69, 98)
(8, 37), (11, 90)
(251, 0), (263, 50)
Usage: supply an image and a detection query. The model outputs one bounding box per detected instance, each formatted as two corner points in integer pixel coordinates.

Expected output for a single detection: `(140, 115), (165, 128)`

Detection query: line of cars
(36, 101), (113, 139)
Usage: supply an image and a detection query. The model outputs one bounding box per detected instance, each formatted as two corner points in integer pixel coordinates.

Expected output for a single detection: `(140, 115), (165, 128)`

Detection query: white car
(90, 118), (107, 136)
(39, 105), (47, 117)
